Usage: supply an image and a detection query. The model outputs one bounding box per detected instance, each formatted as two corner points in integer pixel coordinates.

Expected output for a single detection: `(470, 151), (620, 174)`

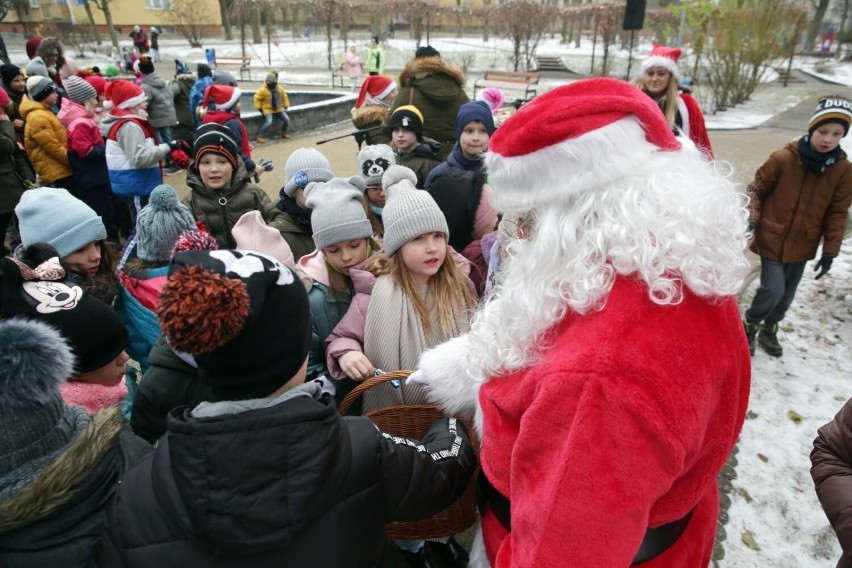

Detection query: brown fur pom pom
(157, 266), (250, 354)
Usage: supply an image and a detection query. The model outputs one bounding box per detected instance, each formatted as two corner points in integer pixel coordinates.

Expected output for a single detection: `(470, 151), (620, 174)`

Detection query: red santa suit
(415, 78), (751, 567)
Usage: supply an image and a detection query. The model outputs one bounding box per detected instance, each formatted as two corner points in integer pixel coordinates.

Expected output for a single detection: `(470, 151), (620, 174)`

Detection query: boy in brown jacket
(743, 96), (852, 357)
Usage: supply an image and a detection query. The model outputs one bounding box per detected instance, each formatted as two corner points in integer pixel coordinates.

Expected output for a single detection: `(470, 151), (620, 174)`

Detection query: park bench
(473, 70), (541, 100)
(214, 56), (253, 81)
(332, 68), (347, 88)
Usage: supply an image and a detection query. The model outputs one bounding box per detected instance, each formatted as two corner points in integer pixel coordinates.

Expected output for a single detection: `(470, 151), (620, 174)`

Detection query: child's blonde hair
(633, 71), (679, 129)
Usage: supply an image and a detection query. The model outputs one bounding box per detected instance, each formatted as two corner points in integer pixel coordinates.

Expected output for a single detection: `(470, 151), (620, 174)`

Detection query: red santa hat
(203, 84), (241, 111)
(355, 75), (396, 109)
(486, 78), (681, 211)
(105, 79), (147, 110)
(641, 45), (682, 77)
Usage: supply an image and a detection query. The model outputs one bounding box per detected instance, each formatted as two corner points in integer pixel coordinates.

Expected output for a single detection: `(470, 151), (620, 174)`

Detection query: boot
(397, 548), (435, 568)
(255, 135), (268, 143)
(281, 131), (291, 139)
(743, 319), (758, 356)
(757, 321), (783, 357)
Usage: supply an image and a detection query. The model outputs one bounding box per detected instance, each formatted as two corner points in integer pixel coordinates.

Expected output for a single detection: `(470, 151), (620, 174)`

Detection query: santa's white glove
(406, 369), (427, 386)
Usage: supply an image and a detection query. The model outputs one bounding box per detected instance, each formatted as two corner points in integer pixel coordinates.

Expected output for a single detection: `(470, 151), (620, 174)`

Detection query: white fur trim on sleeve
(416, 334), (481, 418)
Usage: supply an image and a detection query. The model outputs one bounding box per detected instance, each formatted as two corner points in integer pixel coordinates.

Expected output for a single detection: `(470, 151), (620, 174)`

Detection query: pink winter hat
(231, 210), (295, 269)
(473, 184), (498, 236)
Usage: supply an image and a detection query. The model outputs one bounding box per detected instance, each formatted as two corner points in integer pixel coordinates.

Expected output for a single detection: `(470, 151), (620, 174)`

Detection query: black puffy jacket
(95, 383), (476, 567)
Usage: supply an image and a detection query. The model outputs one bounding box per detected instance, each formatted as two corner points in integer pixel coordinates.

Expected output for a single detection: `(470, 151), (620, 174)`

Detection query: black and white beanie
(357, 144), (396, 186)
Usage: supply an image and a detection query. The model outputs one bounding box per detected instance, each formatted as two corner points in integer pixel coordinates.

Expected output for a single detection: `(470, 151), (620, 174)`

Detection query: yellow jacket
(253, 84), (290, 114)
(21, 96), (71, 185)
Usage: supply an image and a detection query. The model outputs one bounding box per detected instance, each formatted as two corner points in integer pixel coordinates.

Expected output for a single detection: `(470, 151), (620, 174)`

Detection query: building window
(145, 0), (172, 9)
(29, 0), (40, 9)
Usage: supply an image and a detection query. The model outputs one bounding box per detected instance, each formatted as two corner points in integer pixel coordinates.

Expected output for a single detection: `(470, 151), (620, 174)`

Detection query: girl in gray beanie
(298, 176), (380, 393)
(324, 164), (477, 563)
(118, 184), (197, 374)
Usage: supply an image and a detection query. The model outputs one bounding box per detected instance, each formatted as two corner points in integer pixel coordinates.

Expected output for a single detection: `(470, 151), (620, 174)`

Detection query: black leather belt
(477, 473), (694, 565)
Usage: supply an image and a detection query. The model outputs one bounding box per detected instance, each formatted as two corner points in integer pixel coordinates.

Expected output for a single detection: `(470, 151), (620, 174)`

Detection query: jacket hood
(156, 385), (351, 554)
(398, 57), (466, 106)
(99, 111), (130, 137)
(299, 249), (330, 286)
(142, 72), (167, 89)
(352, 105), (389, 130)
(186, 159), (250, 198)
(56, 99), (89, 128)
(19, 96), (48, 120)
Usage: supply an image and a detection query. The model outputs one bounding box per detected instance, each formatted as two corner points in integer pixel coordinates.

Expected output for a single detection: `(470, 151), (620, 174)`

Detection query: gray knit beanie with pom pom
(381, 165), (449, 255)
(305, 176), (372, 250)
(136, 185), (197, 262)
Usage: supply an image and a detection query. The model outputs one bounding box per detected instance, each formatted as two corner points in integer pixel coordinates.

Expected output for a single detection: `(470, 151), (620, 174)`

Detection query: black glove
(166, 139), (180, 151)
(814, 256), (834, 280)
(257, 158), (273, 172)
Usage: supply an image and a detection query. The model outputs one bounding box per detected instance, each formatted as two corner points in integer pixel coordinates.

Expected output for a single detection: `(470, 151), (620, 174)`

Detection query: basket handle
(338, 369), (413, 415)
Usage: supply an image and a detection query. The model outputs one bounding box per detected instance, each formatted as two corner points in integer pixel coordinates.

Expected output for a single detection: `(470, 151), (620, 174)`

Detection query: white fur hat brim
(641, 55), (679, 77)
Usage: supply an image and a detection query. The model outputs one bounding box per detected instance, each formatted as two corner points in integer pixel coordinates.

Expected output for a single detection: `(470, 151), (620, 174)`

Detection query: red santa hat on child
(105, 79), (147, 110)
(203, 84), (242, 111)
(355, 75), (397, 109)
(641, 45), (682, 77)
(485, 78), (681, 211)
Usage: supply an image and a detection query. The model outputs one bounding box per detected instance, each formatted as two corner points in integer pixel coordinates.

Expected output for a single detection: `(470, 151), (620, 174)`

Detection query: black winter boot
(757, 321), (783, 357)
(743, 320), (758, 357)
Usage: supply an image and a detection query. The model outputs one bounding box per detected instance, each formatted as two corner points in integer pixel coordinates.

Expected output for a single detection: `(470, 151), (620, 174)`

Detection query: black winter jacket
(96, 383), (476, 567)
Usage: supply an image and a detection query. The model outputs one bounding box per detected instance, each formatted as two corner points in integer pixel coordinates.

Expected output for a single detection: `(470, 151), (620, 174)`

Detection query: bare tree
(807, 0), (831, 51)
(494, 1), (555, 71)
(0, 0), (28, 22)
(89, 0), (120, 53)
(165, 0), (212, 48)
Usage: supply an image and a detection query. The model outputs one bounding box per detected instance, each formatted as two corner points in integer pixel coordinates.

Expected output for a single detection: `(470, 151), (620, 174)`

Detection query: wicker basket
(338, 370), (480, 540)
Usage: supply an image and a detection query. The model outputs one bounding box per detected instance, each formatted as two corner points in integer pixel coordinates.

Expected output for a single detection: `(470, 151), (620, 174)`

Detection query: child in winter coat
(325, 165), (476, 566)
(0, 87), (34, 255)
(203, 84), (260, 174)
(356, 143), (396, 238)
(0, 317), (151, 567)
(425, 100), (499, 296)
(299, 176), (379, 391)
(188, 63), (212, 126)
(137, 56), (180, 175)
(183, 123), (286, 248)
(0, 63), (26, 137)
(57, 75), (119, 241)
(276, 147), (336, 259)
(253, 71), (290, 142)
(0, 244), (131, 414)
(100, 79), (179, 226)
(743, 96), (852, 357)
(16, 187), (120, 306)
(95, 249), (475, 567)
(21, 76), (73, 188)
(118, 184), (196, 374)
(388, 105), (441, 188)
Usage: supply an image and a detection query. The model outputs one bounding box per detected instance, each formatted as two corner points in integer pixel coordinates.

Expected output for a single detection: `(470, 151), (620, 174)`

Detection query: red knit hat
(84, 74), (106, 97)
(355, 75), (396, 109)
(641, 45), (682, 77)
(486, 78), (681, 210)
(203, 84), (241, 111)
(105, 79), (146, 110)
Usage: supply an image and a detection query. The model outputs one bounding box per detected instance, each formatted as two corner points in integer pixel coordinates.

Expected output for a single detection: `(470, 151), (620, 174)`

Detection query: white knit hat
(381, 165), (448, 255)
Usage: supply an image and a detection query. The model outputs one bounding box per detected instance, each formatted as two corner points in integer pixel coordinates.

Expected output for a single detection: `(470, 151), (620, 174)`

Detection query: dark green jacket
(0, 119), (34, 214)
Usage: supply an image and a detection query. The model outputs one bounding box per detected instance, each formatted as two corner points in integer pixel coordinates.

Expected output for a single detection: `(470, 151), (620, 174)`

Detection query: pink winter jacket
(324, 249), (474, 381)
(57, 99), (104, 159)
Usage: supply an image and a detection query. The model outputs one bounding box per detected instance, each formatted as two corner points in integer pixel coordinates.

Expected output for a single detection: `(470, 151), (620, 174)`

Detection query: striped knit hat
(381, 165), (448, 255)
(193, 123), (240, 171)
(808, 96), (852, 137)
(64, 75), (97, 104)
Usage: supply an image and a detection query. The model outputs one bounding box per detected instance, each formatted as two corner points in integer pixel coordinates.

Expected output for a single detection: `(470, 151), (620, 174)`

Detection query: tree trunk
(100, 0), (120, 54)
(220, 0), (233, 41)
(83, 1), (102, 45)
(251, 2), (262, 44)
(807, 0), (831, 51)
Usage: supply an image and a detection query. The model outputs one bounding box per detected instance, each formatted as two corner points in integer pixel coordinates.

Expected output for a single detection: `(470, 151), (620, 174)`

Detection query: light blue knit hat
(15, 187), (107, 258)
(136, 185), (197, 262)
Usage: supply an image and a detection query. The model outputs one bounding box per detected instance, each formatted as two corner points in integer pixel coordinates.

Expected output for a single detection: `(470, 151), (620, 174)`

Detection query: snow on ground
(723, 235), (852, 568)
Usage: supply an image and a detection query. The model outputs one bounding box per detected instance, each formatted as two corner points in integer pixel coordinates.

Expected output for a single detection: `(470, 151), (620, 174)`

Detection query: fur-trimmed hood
(397, 56), (466, 105)
(352, 104), (389, 131)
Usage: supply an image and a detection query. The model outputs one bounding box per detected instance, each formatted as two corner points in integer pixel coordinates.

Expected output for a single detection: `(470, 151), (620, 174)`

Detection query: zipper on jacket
(218, 194), (235, 248)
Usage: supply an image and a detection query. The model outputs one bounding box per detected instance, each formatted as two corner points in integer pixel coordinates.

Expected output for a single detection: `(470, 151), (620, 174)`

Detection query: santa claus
(411, 78), (752, 567)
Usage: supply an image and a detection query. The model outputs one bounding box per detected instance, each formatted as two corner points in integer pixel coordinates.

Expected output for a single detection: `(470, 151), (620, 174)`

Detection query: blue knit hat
(454, 100), (495, 139)
(15, 188), (107, 258)
(136, 185), (197, 262)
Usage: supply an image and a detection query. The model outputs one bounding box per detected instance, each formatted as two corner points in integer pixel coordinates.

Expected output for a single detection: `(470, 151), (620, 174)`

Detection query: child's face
(459, 120), (490, 158)
(76, 351), (129, 386)
(64, 241), (102, 278)
(10, 75), (25, 93)
(42, 91), (59, 106)
(400, 231), (447, 287)
(198, 153), (234, 190)
(324, 239), (369, 273)
(643, 67), (671, 96)
(393, 127), (417, 153)
(810, 123), (845, 154)
(366, 185), (385, 207)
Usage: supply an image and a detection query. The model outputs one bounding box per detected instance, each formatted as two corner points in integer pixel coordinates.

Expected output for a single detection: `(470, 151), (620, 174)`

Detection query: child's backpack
(174, 59), (190, 76)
